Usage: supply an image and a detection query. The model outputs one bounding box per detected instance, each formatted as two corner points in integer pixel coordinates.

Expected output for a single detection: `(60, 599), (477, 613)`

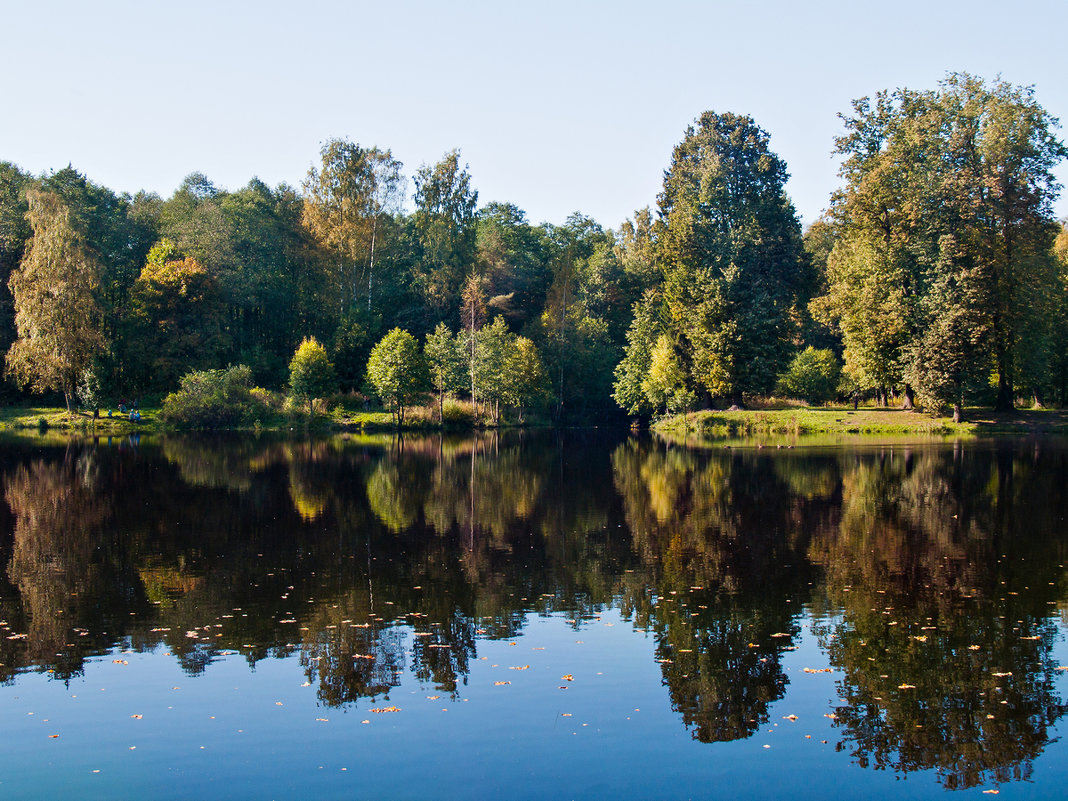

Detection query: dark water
(0, 431), (1067, 799)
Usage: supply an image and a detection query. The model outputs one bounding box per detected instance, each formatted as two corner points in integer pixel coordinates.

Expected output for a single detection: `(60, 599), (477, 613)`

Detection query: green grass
(651, 406), (1068, 443)
(0, 406), (160, 434)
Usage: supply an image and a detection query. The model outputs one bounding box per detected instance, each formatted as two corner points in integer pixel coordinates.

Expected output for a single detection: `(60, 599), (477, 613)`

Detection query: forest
(1, 73), (1065, 425)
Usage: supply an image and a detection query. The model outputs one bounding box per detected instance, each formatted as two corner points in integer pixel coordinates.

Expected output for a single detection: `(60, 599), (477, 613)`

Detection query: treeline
(1, 72), (1065, 422)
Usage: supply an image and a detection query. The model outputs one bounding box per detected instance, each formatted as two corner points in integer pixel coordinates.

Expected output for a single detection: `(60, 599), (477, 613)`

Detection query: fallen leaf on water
(275, 702), (283, 706)
(510, 665), (530, 671)
(992, 672), (1012, 678)
(561, 713), (572, 717)
(315, 718), (328, 722)
(48, 734), (59, 739)
(130, 715), (142, 720)
(494, 681), (511, 686)
(370, 706), (401, 713)
(982, 790), (1000, 795)
(561, 674), (573, 681)
(770, 632), (791, 638)
(1021, 636), (1040, 641)
(426, 695), (440, 700)
(784, 715), (798, 721)
(898, 684), (916, 690)
(803, 668), (832, 674)
(824, 714), (837, 720)
(361, 720), (370, 724)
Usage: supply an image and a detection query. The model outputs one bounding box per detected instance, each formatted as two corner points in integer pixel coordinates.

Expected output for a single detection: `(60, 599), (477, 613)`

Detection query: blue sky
(2, 0), (1066, 229)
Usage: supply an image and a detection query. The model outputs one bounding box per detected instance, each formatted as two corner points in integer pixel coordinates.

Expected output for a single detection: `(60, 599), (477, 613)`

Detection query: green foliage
(412, 150), (478, 319)
(126, 247), (229, 392)
(76, 365), (102, 411)
(503, 336), (548, 421)
(658, 111), (806, 405)
(775, 347), (842, 405)
(424, 322), (466, 421)
(288, 337), (338, 411)
(613, 290), (664, 415)
(643, 335), (695, 414)
(820, 74), (1067, 411)
(366, 328), (426, 426)
(302, 140), (404, 313)
(159, 365), (271, 428)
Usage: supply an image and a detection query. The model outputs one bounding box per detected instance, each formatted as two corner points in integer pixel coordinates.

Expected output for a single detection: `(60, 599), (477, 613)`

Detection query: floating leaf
(370, 706), (401, 713)
(494, 681), (511, 686)
(561, 674), (574, 681)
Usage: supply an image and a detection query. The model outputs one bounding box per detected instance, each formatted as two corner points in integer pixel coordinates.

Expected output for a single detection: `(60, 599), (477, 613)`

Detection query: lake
(0, 431), (1066, 799)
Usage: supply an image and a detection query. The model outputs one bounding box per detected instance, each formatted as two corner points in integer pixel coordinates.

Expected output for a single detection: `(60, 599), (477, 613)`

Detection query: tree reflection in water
(0, 433), (1064, 789)
(808, 442), (1068, 789)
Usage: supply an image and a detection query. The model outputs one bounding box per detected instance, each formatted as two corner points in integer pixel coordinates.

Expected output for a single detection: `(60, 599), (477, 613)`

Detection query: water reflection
(0, 433), (1065, 789)
(808, 443), (1068, 789)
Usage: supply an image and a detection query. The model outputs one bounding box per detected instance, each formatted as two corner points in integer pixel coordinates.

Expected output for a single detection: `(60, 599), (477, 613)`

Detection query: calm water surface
(0, 431), (1067, 799)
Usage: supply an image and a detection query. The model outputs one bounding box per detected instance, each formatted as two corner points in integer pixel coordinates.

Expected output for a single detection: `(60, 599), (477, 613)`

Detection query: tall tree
(658, 111), (806, 406)
(0, 162), (32, 362)
(820, 75), (1067, 412)
(6, 189), (105, 413)
(303, 140), (405, 314)
(412, 150), (478, 320)
(126, 240), (228, 392)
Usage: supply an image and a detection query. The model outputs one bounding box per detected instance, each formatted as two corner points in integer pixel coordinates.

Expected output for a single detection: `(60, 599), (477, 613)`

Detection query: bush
(160, 365), (271, 428)
(442, 397), (474, 425)
(775, 347), (841, 405)
(288, 337), (338, 412)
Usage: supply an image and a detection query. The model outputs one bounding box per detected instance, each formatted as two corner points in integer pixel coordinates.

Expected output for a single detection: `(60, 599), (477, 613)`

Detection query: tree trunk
(367, 215), (377, 312)
(901, 384), (915, 411)
(953, 403), (963, 423)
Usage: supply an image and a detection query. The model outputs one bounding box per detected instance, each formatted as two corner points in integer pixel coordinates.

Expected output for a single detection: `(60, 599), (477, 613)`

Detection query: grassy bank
(0, 401), (550, 435)
(0, 406), (160, 435)
(651, 407), (1068, 442)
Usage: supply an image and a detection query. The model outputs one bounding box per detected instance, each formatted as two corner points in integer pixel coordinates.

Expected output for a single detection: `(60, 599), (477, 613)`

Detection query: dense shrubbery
(160, 365), (272, 428)
(774, 347), (841, 405)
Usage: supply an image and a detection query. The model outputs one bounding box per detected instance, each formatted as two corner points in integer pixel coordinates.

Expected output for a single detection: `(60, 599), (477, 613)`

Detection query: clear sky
(2, 0), (1066, 229)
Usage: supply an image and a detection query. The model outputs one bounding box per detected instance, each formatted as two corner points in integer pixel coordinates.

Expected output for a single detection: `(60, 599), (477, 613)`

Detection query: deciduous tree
(366, 328), (426, 426)
(658, 111), (806, 406)
(289, 336), (338, 412)
(6, 189), (105, 413)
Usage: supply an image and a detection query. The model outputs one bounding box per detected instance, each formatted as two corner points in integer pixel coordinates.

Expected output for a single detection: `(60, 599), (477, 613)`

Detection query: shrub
(288, 337), (338, 412)
(775, 347), (841, 405)
(160, 365), (271, 428)
(442, 397), (474, 425)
